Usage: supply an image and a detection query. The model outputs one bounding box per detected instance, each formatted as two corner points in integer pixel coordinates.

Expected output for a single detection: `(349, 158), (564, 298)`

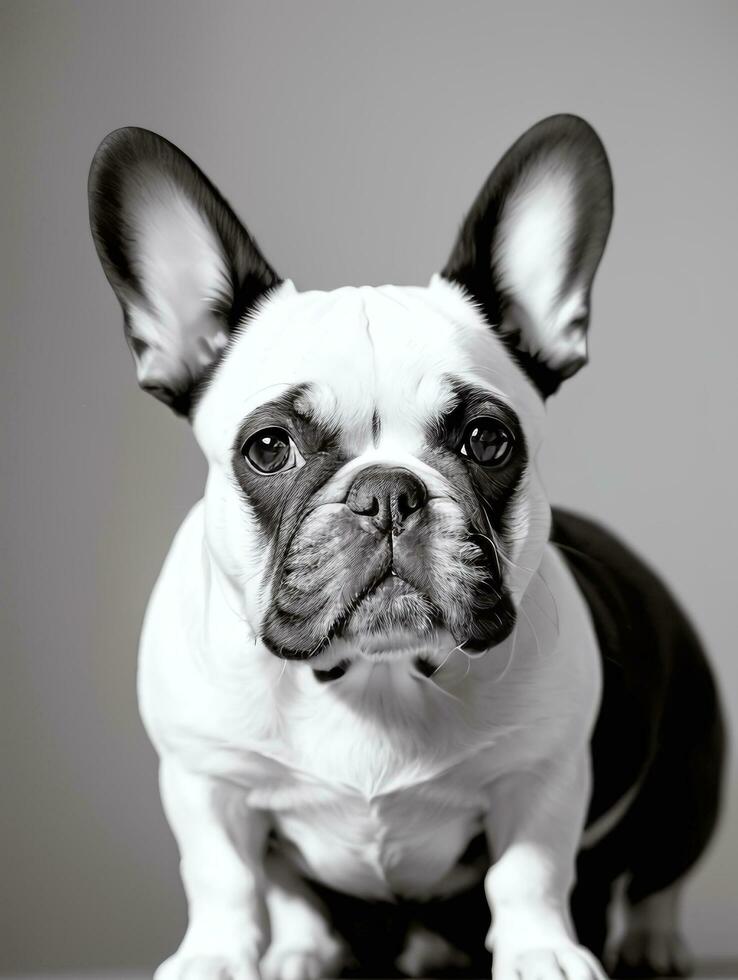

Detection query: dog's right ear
(88, 127), (281, 415)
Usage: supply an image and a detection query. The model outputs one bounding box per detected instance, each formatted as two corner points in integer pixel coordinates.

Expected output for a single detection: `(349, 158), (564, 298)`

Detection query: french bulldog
(88, 115), (724, 980)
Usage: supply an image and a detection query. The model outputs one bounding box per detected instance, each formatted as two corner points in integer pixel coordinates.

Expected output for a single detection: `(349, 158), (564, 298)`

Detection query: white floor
(3, 973), (738, 980)
(4, 964), (738, 980)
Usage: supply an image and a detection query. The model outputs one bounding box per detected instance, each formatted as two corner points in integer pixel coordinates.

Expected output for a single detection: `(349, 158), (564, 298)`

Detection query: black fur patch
(551, 509), (725, 832)
(312, 662), (349, 683)
(551, 509), (724, 959)
(414, 656), (436, 678)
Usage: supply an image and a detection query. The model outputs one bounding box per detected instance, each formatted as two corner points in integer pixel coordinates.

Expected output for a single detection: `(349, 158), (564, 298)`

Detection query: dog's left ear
(442, 114), (613, 397)
(88, 127), (281, 415)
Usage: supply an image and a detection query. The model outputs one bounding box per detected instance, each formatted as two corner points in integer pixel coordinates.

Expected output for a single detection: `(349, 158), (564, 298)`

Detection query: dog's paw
(495, 945), (607, 980)
(261, 940), (346, 980)
(612, 930), (692, 978)
(155, 952), (261, 980)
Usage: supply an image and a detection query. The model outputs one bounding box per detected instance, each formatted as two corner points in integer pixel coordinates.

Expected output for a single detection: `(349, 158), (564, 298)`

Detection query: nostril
(364, 496), (380, 518)
(395, 481), (426, 520)
(397, 492), (412, 520)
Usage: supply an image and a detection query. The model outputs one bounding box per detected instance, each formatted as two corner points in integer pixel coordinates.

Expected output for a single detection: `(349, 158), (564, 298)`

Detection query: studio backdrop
(2, 0), (736, 973)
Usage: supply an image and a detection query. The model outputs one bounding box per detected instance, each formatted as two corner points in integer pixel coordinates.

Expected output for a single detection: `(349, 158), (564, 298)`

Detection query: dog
(88, 115), (724, 980)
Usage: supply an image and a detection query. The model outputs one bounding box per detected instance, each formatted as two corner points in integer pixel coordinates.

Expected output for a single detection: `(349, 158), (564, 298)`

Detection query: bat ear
(442, 114), (613, 397)
(88, 127), (281, 414)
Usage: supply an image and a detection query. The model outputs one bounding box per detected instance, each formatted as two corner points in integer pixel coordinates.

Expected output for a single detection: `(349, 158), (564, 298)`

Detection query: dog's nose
(346, 465), (428, 534)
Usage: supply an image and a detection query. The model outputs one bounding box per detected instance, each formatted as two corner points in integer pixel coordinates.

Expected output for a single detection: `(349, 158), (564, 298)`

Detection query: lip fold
(261, 541), (392, 658)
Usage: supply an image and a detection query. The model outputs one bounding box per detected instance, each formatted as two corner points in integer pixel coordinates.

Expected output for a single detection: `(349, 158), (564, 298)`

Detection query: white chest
(174, 659), (526, 900)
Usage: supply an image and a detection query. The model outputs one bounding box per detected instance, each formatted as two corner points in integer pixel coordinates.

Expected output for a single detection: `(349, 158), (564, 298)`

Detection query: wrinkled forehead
(194, 277), (546, 456)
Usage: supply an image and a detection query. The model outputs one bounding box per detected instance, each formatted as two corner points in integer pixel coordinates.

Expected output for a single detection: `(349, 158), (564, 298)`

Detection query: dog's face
(194, 279), (545, 665)
(89, 116), (612, 668)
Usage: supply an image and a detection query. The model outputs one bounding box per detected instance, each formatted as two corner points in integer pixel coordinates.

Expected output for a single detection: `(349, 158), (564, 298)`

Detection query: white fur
(496, 169), (590, 368)
(139, 278), (607, 980)
(126, 178), (231, 391)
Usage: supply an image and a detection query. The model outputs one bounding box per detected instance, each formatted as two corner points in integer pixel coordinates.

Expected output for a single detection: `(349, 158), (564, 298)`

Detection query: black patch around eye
(231, 385), (345, 562)
(423, 380), (528, 541)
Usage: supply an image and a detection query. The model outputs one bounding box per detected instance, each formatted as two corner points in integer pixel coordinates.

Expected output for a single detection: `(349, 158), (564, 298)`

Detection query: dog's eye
(241, 427), (301, 474)
(460, 418), (514, 467)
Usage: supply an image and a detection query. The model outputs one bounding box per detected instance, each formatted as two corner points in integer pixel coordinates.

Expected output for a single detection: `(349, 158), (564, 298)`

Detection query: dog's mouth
(262, 562), (515, 663)
(260, 505), (517, 662)
(263, 566), (444, 662)
(339, 572), (441, 640)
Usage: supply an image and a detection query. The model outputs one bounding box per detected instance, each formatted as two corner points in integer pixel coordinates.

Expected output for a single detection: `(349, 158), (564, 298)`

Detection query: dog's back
(552, 509), (725, 963)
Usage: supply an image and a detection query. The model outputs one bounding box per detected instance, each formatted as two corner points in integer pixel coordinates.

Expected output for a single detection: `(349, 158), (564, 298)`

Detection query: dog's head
(89, 116), (612, 668)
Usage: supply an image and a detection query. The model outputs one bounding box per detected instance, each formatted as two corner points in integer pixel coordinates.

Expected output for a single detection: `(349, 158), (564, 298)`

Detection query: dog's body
(88, 117), (724, 980)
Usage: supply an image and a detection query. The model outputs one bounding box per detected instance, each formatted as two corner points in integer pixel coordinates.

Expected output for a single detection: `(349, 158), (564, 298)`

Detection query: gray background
(2, 0), (736, 973)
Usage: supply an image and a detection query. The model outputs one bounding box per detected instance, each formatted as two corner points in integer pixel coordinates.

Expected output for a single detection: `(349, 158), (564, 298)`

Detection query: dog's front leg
(484, 754), (605, 980)
(155, 758), (270, 980)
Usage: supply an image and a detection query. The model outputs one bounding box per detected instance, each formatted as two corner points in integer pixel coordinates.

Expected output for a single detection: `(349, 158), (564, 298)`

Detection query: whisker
(554, 541), (606, 568)
(478, 502), (504, 582)
(306, 635), (329, 659)
(531, 568), (560, 635)
(214, 579), (253, 628)
(494, 547), (538, 577)
(275, 658), (289, 687)
(497, 554), (560, 632)
(427, 679), (466, 706)
(481, 527), (560, 635)
(492, 626), (518, 683)
(432, 640), (466, 676)
(462, 647), (489, 660)
(518, 602), (543, 659)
